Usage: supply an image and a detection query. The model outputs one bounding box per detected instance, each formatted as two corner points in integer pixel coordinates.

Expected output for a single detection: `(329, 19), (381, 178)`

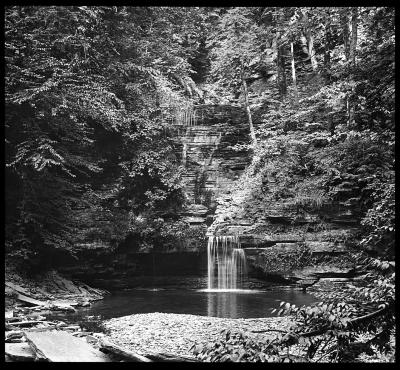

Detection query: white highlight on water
(207, 235), (247, 290)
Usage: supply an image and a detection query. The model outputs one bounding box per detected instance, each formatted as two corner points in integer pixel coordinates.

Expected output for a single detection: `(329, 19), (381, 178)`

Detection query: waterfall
(207, 235), (247, 290)
(173, 106), (197, 126)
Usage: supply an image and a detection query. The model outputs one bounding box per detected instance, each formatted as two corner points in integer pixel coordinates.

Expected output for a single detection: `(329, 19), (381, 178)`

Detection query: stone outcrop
(172, 104), (251, 225)
(203, 102), (364, 285)
(57, 101), (362, 288)
(243, 241), (358, 284)
(56, 250), (208, 290)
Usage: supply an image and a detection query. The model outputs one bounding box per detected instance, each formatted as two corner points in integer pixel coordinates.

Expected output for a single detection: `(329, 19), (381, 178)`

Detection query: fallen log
(53, 299), (79, 307)
(49, 302), (76, 312)
(251, 329), (287, 334)
(7, 320), (48, 327)
(24, 305), (47, 311)
(6, 323), (17, 331)
(16, 293), (47, 307)
(5, 331), (24, 342)
(63, 325), (81, 331)
(72, 331), (92, 337)
(80, 282), (110, 296)
(6, 316), (26, 323)
(5, 282), (31, 296)
(98, 338), (153, 362)
(145, 351), (200, 362)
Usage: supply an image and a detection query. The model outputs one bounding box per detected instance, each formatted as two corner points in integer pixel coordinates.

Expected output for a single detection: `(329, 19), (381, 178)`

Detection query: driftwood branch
(98, 338), (200, 362)
(250, 329), (287, 334)
(295, 306), (389, 339)
(98, 338), (152, 362)
(6, 320), (47, 327)
(144, 351), (200, 362)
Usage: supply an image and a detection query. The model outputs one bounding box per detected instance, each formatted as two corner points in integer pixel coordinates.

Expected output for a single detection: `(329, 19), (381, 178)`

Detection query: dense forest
(5, 6), (395, 362)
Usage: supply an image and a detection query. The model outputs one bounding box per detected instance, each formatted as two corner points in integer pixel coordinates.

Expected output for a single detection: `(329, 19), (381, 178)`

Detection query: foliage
(5, 6), (395, 361)
(194, 256), (395, 362)
(204, 6), (394, 363)
(5, 6), (208, 260)
(192, 329), (281, 362)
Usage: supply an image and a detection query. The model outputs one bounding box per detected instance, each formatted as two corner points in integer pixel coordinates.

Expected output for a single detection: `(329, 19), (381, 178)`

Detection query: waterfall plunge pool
(46, 279), (318, 324)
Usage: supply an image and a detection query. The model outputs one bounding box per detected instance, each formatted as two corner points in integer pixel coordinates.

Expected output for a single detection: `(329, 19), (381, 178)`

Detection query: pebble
(104, 313), (292, 358)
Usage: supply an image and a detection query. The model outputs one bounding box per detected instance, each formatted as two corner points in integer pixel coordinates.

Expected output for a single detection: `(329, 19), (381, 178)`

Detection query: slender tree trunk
(341, 11), (350, 61)
(274, 9), (286, 99)
(290, 41), (299, 105)
(350, 7), (358, 66)
(348, 7), (358, 127)
(240, 64), (256, 143)
(324, 8), (332, 83)
(300, 34), (310, 58)
(278, 44), (287, 96)
(340, 9), (353, 127)
(307, 30), (318, 71)
(300, 31), (317, 72)
(301, 10), (318, 71)
(273, 31), (282, 97)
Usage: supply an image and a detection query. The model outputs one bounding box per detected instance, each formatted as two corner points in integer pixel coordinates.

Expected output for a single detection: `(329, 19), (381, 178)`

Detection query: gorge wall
(206, 100), (364, 286)
(57, 102), (364, 289)
(56, 104), (253, 288)
(174, 104), (251, 226)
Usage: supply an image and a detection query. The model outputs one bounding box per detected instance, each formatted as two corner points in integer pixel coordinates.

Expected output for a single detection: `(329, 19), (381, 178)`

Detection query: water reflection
(46, 284), (318, 322)
(207, 292), (238, 318)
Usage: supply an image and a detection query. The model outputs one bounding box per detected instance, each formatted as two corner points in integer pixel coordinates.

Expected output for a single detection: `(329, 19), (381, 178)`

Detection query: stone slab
(24, 330), (112, 362)
(5, 343), (36, 361)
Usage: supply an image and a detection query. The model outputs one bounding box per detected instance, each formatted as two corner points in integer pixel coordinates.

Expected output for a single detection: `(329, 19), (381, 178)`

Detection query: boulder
(289, 266), (355, 280)
(5, 343), (36, 361)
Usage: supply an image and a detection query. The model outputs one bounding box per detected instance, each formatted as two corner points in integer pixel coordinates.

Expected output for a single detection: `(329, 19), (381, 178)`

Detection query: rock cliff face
(174, 104), (251, 225)
(58, 102), (363, 287)
(56, 104), (254, 287)
(56, 249), (208, 290)
(204, 105), (363, 285)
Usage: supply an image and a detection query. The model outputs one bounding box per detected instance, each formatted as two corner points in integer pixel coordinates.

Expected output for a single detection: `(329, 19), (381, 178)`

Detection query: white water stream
(207, 235), (247, 291)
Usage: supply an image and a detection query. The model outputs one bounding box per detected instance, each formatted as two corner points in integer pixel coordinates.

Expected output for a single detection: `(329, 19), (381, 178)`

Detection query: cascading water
(207, 235), (247, 290)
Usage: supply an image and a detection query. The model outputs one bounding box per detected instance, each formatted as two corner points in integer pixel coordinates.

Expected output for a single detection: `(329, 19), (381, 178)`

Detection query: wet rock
(5, 331), (24, 342)
(5, 311), (14, 319)
(5, 343), (36, 361)
(81, 301), (91, 307)
(25, 330), (112, 362)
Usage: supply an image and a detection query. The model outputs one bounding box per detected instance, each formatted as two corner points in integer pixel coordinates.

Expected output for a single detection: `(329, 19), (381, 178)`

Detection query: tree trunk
(341, 11), (350, 61)
(240, 64), (256, 143)
(273, 32), (282, 96)
(350, 7), (358, 66)
(348, 7), (358, 127)
(301, 10), (318, 71)
(307, 30), (318, 71)
(290, 41), (299, 105)
(278, 44), (287, 96)
(98, 338), (153, 362)
(300, 34), (310, 58)
(324, 8), (332, 83)
(274, 9), (286, 99)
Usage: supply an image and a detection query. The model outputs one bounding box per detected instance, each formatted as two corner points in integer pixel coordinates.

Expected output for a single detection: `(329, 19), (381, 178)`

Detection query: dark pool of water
(47, 284), (317, 323)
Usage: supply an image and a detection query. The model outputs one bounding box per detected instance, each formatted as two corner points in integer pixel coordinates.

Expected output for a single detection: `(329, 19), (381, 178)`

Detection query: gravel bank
(104, 313), (292, 358)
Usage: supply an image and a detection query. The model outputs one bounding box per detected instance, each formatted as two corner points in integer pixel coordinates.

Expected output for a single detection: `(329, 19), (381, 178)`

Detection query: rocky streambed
(103, 312), (292, 358)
